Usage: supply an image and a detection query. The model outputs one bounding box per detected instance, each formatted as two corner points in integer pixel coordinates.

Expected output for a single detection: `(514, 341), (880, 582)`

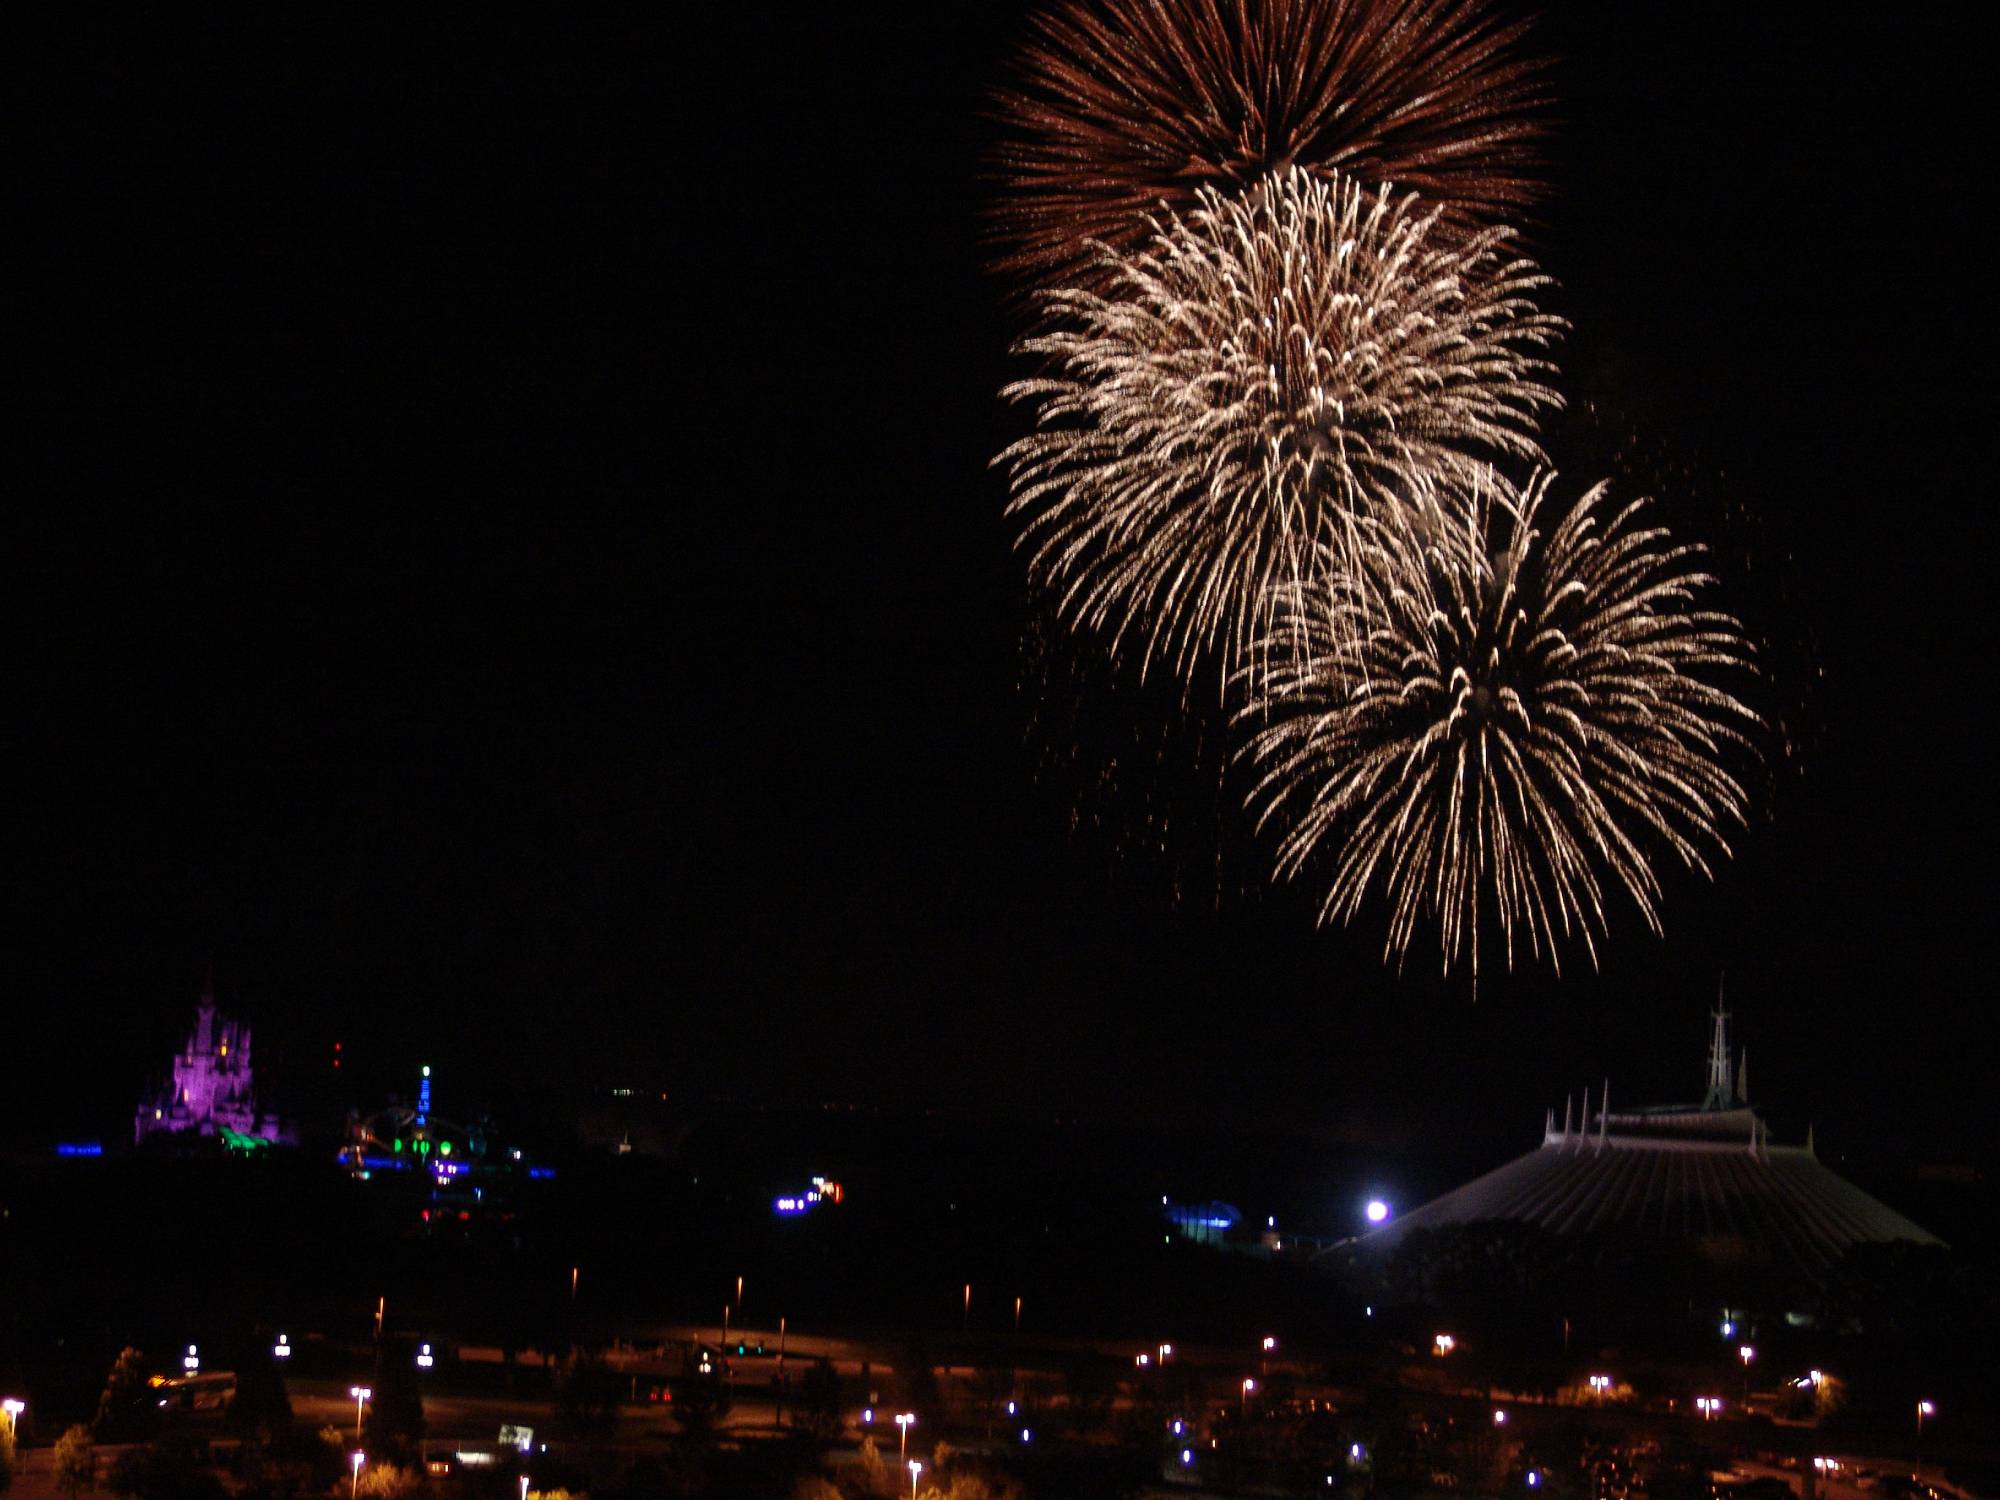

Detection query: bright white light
(1918, 1400), (1935, 1415)
(1263, 1336), (1277, 1351)
(1020, 1427), (1032, 1442)
(1494, 1410), (1507, 1425)
(1365, 1199), (1390, 1224)
(1528, 1472), (1541, 1488)
(1182, 1449), (1195, 1467)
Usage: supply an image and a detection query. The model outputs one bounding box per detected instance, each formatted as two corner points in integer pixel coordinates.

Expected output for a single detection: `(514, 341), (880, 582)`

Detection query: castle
(134, 974), (295, 1146)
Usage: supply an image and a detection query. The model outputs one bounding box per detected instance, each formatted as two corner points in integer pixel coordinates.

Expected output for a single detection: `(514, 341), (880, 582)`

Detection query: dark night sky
(12, 6), (1994, 1172)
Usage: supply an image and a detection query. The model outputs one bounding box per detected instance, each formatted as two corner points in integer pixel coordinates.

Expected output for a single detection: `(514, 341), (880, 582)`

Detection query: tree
(94, 1348), (151, 1441)
(362, 1348), (425, 1462)
(226, 1342), (294, 1442)
(55, 1425), (96, 1498)
(106, 1440), (227, 1500)
(794, 1358), (843, 1445)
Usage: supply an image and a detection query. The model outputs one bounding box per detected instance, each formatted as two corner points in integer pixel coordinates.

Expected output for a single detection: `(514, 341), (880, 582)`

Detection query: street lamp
(1589, 1375), (1612, 1400)
(1159, 1342), (1173, 1364)
(350, 1452), (365, 1500)
(896, 1412), (916, 1464)
(1739, 1345), (1755, 1405)
(908, 1459), (923, 1498)
(2, 1397), (24, 1442)
(1241, 1378), (1256, 1416)
(349, 1385), (372, 1439)
(1696, 1396), (1722, 1421)
(1916, 1399), (1935, 1438)
(1493, 1409), (1508, 1426)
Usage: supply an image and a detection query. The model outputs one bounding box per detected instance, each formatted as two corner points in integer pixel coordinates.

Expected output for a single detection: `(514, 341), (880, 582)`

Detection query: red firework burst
(990, 0), (1550, 286)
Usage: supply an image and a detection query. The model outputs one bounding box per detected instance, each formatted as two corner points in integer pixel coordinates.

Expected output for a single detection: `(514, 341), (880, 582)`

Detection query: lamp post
(1739, 1345), (1755, 1406)
(1261, 1335), (1276, 1379)
(908, 1460), (923, 1498)
(350, 1451), (365, 1500)
(1916, 1400), (1935, 1439)
(1696, 1397), (1721, 1422)
(1241, 1377), (1256, 1416)
(896, 1412), (916, 1464)
(2, 1397), (24, 1443)
(349, 1386), (372, 1440)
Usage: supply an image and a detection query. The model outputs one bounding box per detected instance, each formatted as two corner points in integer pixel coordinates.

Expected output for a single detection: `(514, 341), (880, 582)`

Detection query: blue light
(527, 1166), (556, 1180)
(1528, 1474), (1541, 1489)
(774, 1196), (810, 1215)
(1181, 1449), (1195, 1468)
(55, 1142), (103, 1157)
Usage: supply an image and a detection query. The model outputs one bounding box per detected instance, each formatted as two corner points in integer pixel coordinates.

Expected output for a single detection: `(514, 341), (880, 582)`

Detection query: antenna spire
(1703, 992), (1736, 1111)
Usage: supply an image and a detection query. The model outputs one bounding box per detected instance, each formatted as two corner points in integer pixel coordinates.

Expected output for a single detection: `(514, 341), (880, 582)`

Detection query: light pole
(963, 1283), (971, 1334)
(2, 1397), (24, 1444)
(896, 1412), (916, 1464)
(1916, 1399), (1935, 1439)
(1696, 1397), (1721, 1422)
(350, 1385), (372, 1440)
(1261, 1336), (1276, 1379)
(1241, 1377), (1256, 1416)
(350, 1451), (365, 1500)
(1589, 1375), (1612, 1402)
(908, 1459), (923, 1498)
(1739, 1345), (1755, 1406)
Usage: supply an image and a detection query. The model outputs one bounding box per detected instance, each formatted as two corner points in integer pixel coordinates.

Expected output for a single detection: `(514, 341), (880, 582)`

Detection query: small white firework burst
(997, 167), (1562, 695)
(1240, 469), (1760, 976)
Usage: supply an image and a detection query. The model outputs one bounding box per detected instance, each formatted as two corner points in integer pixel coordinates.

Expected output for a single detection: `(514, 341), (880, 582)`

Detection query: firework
(1239, 471), (1759, 976)
(997, 167), (1561, 692)
(990, 0), (1549, 286)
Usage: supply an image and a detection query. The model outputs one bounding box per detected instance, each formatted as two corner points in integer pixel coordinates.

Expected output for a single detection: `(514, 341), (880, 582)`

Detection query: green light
(393, 1138), (403, 1153)
(418, 1139), (431, 1157)
(439, 1141), (451, 1156)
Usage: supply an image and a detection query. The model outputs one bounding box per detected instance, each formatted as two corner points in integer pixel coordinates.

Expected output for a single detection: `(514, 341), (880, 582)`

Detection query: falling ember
(1238, 470), (1761, 976)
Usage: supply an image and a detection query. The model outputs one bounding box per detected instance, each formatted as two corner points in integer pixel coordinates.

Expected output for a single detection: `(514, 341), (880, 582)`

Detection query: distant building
(134, 974), (295, 1147)
(1360, 1005), (1942, 1284)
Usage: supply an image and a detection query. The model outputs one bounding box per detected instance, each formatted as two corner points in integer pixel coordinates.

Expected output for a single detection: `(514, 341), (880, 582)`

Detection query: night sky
(13, 6), (1992, 1173)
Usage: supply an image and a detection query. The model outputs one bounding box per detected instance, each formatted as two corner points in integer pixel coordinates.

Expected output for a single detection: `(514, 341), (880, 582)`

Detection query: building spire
(1702, 986), (1736, 1111)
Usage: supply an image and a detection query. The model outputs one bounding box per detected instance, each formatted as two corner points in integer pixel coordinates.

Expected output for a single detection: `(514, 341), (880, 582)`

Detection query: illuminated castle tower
(134, 973), (294, 1146)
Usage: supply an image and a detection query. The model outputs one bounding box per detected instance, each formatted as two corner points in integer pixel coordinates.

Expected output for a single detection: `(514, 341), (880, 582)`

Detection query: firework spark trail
(997, 167), (1562, 695)
(990, 0), (1549, 287)
(1239, 470), (1760, 976)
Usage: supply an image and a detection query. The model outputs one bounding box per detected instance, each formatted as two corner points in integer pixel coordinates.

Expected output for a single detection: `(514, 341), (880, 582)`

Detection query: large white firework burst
(1239, 470), (1760, 976)
(997, 167), (1562, 694)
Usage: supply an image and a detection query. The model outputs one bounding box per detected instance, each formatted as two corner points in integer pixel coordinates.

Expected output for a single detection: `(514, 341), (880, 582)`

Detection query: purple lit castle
(134, 973), (296, 1146)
